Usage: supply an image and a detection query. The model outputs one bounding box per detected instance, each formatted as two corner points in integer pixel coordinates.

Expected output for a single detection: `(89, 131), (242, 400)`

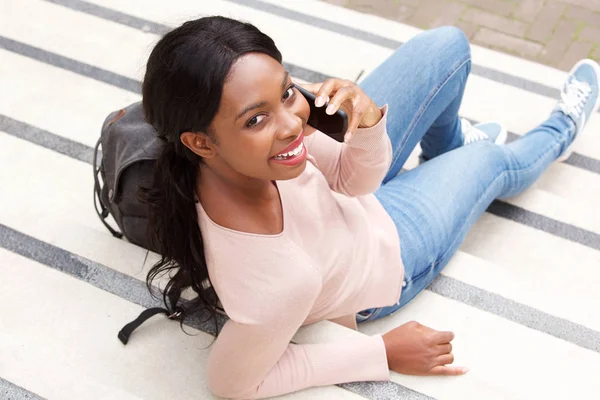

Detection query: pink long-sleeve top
(197, 105), (405, 399)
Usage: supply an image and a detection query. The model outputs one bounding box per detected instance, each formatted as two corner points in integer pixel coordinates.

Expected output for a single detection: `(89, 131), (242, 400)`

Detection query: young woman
(141, 16), (600, 400)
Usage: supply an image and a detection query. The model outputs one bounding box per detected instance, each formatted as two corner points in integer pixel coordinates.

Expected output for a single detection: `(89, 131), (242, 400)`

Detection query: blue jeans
(355, 27), (576, 323)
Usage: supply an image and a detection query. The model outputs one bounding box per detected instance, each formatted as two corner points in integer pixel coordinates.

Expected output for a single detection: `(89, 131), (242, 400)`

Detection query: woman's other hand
(382, 321), (469, 376)
(295, 78), (382, 142)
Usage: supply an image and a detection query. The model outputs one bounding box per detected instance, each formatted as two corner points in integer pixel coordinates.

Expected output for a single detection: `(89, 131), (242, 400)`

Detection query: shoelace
(461, 118), (489, 145)
(558, 77), (592, 119)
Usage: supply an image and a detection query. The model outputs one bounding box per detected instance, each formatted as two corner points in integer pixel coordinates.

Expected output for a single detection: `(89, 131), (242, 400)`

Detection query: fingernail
(344, 132), (352, 142)
(326, 105), (335, 115)
(315, 97), (326, 107)
(462, 367), (470, 374)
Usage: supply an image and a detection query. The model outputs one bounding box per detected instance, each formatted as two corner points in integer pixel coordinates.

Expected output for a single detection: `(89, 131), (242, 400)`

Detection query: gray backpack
(94, 102), (225, 343)
(93, 101), (162, 252)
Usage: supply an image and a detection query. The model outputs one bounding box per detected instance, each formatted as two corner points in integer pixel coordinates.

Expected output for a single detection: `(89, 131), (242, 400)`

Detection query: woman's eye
(247, 114), (266, 128)
(283, 86), (295, 101)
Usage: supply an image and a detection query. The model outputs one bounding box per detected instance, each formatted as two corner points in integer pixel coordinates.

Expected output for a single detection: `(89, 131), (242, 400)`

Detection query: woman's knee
(428, 26), (470, 56)
(409, 26), (471, 70)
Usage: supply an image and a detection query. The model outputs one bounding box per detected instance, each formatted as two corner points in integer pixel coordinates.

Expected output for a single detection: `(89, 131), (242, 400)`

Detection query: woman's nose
(277, 112), (303, 139)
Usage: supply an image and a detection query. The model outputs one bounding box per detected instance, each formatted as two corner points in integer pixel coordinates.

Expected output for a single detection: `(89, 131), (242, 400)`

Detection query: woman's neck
(195, 161), (284, 235)
(196, 162), (276, 205)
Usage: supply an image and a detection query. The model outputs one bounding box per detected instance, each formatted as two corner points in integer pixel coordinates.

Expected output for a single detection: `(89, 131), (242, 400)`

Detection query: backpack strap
(118, 303), (183, 345)
(117, 285), (227, 345)
(93, 138), (123, 239)
(118, 286), (184, 345)
(118, 306), (183, 345)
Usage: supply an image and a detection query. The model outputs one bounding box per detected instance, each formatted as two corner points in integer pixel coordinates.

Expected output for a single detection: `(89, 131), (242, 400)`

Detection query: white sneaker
(461, 118), (507, 146)
(418, 119), (507, 164)
(554, 59), (600, 162)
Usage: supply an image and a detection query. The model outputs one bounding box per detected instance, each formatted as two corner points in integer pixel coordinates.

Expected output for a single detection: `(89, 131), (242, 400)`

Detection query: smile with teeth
(273, 142), (304, 160)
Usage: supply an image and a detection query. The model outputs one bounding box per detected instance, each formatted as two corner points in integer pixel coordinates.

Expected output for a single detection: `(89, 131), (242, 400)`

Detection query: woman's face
(203, 52), (315, 182)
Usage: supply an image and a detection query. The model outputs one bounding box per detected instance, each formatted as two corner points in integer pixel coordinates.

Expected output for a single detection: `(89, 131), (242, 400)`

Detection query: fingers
(437, 343), (452, 355)
(435, 353), (455, 366)
(315, 78), (343, 107)
(344, 101), (363, 141)
(433, 330), (455, 344)
(296, 81), (322, 96)
(296, 78), (374, 140)
(428, 366), (469, 376)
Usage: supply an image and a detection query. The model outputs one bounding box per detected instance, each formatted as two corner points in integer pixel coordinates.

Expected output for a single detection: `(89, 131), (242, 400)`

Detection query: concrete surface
(1, 0), (600, 399)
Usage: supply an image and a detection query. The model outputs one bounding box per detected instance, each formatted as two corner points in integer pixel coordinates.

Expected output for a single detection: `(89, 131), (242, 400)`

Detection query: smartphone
(294, 84), (349, 142)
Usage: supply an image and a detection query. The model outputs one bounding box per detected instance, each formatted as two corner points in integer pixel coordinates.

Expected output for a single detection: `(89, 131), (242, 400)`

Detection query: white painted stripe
(0, 0), (155, 81)
(0, 132), (155, 281)
(454, 212), (600, 330)
(0, 249), (363, 400)
(358, 290), (600, 400)
(0, 50), (141, 148)
(532, 162), (600, 217)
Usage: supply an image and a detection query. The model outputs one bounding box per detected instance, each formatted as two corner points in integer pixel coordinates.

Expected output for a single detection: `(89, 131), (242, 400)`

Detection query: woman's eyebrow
(281, 71), (290, 90)
(235, 71), (290, 121)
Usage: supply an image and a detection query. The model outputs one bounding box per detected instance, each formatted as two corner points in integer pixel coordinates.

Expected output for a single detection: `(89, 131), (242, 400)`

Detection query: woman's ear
(180, 132), (217, 159)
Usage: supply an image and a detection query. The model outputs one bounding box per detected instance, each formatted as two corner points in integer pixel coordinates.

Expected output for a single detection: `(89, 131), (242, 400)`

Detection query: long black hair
(139, 16), (282, 336)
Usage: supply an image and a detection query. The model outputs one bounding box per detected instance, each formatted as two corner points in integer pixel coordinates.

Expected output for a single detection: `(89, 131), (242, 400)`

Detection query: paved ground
(322, 0), (600, 70)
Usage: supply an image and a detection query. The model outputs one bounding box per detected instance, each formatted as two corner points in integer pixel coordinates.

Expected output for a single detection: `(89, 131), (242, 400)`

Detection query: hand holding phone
(295, 84), (348, 142)
(294, 79), (383, 143)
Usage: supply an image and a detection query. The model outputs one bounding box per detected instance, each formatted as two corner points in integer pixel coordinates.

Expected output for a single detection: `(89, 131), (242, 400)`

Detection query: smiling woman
(138, 14), (600, 400)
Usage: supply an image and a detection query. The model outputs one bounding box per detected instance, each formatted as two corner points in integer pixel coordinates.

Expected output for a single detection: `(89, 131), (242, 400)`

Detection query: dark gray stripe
(0, 36), (329, 97)
(487, 201), (600, 251)
(44, 0), (170, 35)
(284, 63), (330, 86)
(0, 224), (428, 400)
(0, 377), (46, 400)
(0, 115), (94, 164)
(0, 223), (224, 335)
(341, 381), (435, 400)
(429, 275), (600, 353)
(0, 36), (141, 93)
(230, 0), (403, 49)
(562, 152), (600, 174)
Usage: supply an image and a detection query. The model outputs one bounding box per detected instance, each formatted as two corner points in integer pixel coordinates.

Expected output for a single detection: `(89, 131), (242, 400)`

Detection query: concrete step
(1, 0), (599, 399)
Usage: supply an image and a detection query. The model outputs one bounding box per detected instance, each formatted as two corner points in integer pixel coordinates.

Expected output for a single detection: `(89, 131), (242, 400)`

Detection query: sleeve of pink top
(206, 276), (390, 399)
(303, 104), (392, 196)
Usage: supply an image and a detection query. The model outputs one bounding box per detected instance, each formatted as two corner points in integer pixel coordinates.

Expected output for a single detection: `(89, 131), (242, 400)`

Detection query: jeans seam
(387, 55), (472, 179)
(405, 260), (440, 286)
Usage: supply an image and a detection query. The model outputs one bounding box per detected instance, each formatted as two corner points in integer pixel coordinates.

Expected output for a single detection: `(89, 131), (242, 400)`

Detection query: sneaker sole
(557, 59), (600, 162)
